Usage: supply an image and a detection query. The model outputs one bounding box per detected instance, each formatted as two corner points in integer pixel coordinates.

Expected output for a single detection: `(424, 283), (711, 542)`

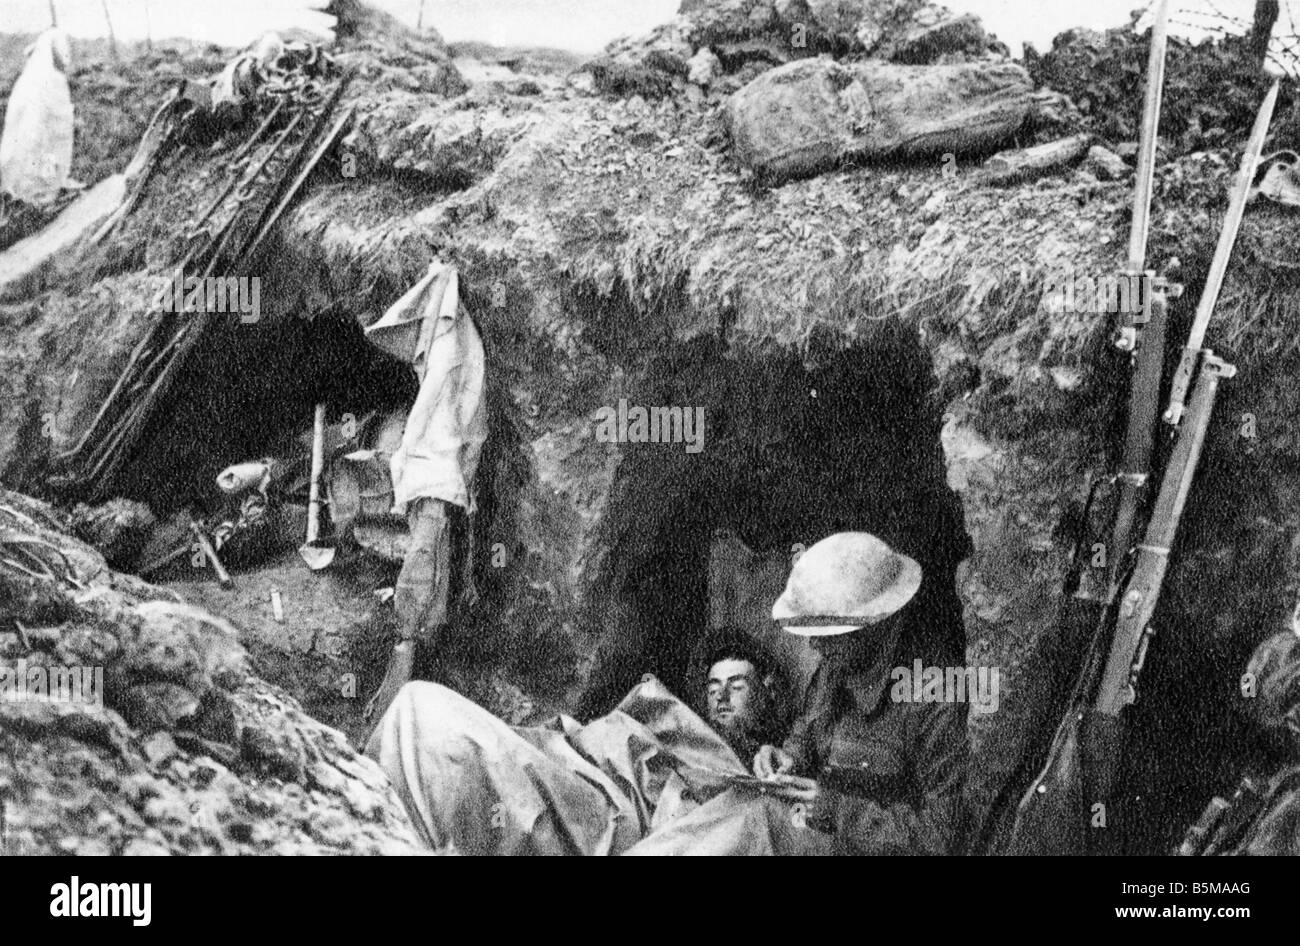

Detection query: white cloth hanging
(363, 262), (487, 514)
(0, 28), (74, 208)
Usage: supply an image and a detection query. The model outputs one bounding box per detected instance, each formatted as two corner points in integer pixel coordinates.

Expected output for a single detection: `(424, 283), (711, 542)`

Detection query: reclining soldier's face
(706, 658), (762, 734)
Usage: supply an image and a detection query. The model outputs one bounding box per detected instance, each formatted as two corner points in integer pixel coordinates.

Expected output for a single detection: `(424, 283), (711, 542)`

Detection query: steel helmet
(772, 532), (922, 636)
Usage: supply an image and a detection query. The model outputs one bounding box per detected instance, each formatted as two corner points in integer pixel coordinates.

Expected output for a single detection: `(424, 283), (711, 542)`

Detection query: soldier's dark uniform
(1180, 629), (1300, 855)
(784, 630), (969, 855)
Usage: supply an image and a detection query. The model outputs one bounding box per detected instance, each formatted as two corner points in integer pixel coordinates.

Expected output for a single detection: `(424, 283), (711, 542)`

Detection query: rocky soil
(0, 491), (421, 854)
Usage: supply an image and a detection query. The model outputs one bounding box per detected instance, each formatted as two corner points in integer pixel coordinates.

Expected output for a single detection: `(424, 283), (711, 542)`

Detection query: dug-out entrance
(578, 328), (974, 716)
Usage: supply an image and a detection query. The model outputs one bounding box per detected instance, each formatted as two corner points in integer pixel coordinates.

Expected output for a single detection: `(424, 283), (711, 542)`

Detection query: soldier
(697, 627), (790, 765)
(626, 532), (970, 855)
(1179, 608), (1300, 856)
(365, 627), (790, 855)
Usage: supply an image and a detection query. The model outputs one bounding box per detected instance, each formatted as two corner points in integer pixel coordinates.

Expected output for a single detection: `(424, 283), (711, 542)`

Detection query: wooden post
(1251, 1), (1280, 66)
(976, 133), (1093, 186)
(100, 0), (120, 60)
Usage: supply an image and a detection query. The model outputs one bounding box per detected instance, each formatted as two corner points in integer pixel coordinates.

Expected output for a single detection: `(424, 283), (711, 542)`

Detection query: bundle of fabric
(0, 28), (75, 209)
(1251, 150), (1300, 210)
(367, 674), (825, 855)
(211, 32), (334, 123)
(360, 261), (487, 725)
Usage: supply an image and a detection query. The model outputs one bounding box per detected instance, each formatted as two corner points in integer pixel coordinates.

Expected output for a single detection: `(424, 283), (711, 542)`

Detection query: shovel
(299, 402), (336, 570)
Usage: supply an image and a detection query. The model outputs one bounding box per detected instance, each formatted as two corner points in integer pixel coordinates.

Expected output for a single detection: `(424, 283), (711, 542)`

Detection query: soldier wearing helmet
(623, 531), (970, 856)
(751, 531), (970, 854)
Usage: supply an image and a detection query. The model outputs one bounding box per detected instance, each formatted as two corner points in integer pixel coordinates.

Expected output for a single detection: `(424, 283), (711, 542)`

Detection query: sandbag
(0, 28), (74, 208)
(726, 57), (1033, 184)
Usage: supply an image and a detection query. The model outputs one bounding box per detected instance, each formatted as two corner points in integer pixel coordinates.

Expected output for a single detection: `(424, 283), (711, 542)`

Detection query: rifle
(1176, 775), (1263, 856)
(1096, 0), (1175, 604)
(1007, 351), (1235, 854)
(1003, 51), (1279, 856)
(1180, 768), (1300, 855)
(985, 0), (1174, 854)
(50, 74), (349, 498)
(1164, 78), (1280, 427)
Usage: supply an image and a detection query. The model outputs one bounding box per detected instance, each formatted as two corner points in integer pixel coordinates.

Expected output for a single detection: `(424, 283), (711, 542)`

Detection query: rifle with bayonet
(1006, 341), (1241, 853)
(993, 0), (1175, 854)
(49, 71), (351, 498)
(1003, 22), (1280, 854)
(1100, 0), (1176, 606)
(973, 2), (1176, 851)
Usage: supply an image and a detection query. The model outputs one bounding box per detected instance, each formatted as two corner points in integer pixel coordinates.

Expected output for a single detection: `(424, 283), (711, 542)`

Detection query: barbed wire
(1132, 0), (1300, 77)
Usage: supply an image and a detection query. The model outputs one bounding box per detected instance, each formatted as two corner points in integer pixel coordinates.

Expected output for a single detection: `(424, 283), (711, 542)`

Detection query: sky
(0, 0), (1295, 55)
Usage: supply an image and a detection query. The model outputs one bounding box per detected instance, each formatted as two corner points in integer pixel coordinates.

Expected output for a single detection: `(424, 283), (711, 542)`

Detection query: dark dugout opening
(100, 309), (418, 514)
(576, 326), (974, 718)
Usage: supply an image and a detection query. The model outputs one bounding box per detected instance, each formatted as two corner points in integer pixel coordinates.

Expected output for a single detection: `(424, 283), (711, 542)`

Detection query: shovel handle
(306, 403), (326, 544)
(190, 522), (233, 588)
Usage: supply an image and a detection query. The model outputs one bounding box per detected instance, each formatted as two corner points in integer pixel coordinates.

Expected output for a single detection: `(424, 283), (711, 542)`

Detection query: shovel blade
(299, 543), (336, 571)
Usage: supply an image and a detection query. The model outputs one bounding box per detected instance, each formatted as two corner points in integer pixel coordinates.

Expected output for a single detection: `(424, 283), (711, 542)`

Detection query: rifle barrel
(1104, 0), (1175, 592)
(1127, 0), (1172, 273)
(1164, 80), (1280, 426)
(1105, 281), (1169, 593)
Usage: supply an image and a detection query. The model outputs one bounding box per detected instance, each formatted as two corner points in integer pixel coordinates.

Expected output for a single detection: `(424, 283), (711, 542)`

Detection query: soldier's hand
(766, 775), (821, 805)
(753, 745), (794, 779)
